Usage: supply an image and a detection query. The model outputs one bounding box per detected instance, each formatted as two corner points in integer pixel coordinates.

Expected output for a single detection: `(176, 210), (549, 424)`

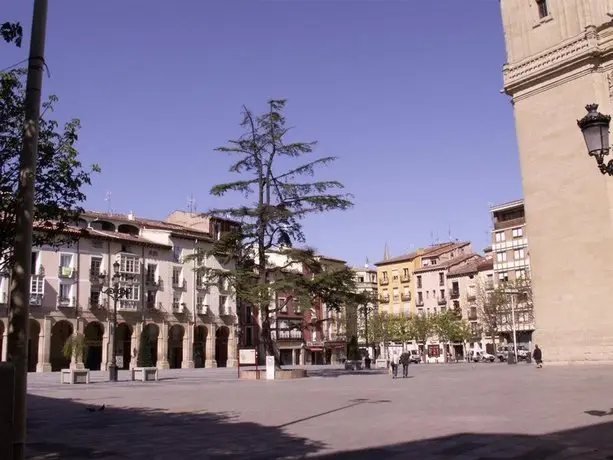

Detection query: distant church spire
(383, 242), (391, 261)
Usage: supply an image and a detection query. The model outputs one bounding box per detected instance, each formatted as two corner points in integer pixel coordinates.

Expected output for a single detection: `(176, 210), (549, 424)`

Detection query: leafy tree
(410, 313), (433, 363)
(63, 333), (87, 362)
(0, 69), (100, 271)
(1, 22), (22, 47)
(389, 313), (412, 349)
(347, 335), (360, 361)
(366, 310), (394, 359)
(137, 331), (155, 368)
(197, 99), (354, 367)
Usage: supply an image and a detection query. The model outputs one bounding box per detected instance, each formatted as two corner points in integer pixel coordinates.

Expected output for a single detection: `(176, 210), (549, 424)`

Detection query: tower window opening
(536, 0), (548, 19)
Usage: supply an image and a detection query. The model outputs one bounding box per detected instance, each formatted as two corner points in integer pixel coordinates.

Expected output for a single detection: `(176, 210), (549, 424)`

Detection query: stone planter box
(131, 367), (158, 382)
(344, 360), (363, 371)
(240, 369), (307, 380)
(60, 368), (90, 384)
(375, 359), (388, 369)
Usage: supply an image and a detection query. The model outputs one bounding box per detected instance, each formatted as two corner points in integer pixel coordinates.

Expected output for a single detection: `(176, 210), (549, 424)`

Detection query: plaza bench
(60, 368), (90, 384)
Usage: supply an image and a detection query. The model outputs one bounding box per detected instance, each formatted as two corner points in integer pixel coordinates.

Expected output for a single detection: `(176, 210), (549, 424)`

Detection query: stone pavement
(23, 362), (613, 459)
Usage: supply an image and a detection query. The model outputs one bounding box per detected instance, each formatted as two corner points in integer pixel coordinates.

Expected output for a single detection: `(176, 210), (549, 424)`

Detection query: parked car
(470, 350), (496, 362)
(497, 345), (530, 361)
(409, 350), (421, 364)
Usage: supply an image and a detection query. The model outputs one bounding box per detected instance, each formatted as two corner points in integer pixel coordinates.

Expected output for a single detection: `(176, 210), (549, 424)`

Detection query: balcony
(172, 302), (186, 314)
(494, 216), (525, 230)
(30, 293), (43, 307)
(379, 279), (389, 286)
(196, 305), (209, 315)
(58, 266), (76, 280)
(90, 270), (107, 284)
(57, 296), (76, 308)
(468, 311), (478, 321)
(401, 293), (411, 301)
(437, 298), (447, 306)
(450, 289), (460, 299)
(416, 301), (424, 307)
(271, 329), (303, 341)
(467, 294), (476, 302)
(219, 305), (232, 316)
(119, 300), (139, 312)
(146, 275), (163, 289)
(172, 279), (187, 290)
(400, 275), (410, 283)
(379, 296), (390, 303)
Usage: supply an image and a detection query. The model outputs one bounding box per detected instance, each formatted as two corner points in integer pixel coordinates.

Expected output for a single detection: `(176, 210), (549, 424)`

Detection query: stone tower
(500, 0), (613, 362)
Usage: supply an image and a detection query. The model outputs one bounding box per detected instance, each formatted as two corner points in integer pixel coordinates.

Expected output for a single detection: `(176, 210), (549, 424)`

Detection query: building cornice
(503, 25), (613, 98)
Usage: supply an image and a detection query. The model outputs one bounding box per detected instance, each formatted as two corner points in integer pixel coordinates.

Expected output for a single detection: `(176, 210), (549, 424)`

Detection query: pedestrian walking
(399, 351), (410, 378)
(390, 351), (400, 379)
(532, 344), (543, 368)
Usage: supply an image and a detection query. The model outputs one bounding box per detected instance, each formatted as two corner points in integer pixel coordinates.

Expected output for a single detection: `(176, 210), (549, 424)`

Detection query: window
(392, 288), (399, 301)
(90, 290), (100, 306)
(219, 295), (228, 313)
(417, 275), (422, 289)
(30, 276), (43, 295)
(172, 294), (181, 309)
(498, 272), (509, 282)
(124, 285), (139, 301)
(452, 281), (459, 294)
(515, 269), (527, 279)
(59, 284), (71, 301)
(60, 253), (73, 268)
(417, 291), (423, 304)
(382, 289), (389, 300)
(514, 248), (525, 260)
(119, 255), (139, 274)
(439, 289), (445, 299)
(536, 0), (548, 19)
(402, 268), (409, 278)
(172, 246), (182, 262)
(496, 251), (507, 262)
(172, 267), (181, 285)
(90, 257), (102, 275)
(438, 272), (444, 286)
(277, 296), (287, 312)
(146, 264), (157, 282)
(382, 271), (388, 282)
(495, 232), (505, 242)
(391, 270), (399, 281)
(512, 227), (523, 238)
(147, 290), (156, 307)
(357, 276), (364, 283)
(403, 287), (410, 298)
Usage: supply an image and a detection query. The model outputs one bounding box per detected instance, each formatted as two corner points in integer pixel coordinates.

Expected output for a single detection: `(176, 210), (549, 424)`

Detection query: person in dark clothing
(532, 344), (543, 368)
(399, 352), (411, 378)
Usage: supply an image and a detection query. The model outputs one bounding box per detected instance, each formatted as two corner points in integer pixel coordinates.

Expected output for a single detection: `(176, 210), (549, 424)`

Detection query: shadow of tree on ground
(26, 394), (324, 460)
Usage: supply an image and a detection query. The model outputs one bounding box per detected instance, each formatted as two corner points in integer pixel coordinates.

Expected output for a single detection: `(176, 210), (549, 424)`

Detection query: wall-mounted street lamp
(100, 260), (135, 382)
(577, 103), (613, 174)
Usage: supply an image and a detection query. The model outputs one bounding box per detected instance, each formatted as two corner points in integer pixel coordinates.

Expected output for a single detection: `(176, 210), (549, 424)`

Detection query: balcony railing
(196, 305), (209, 315)
(118, 300), (139, 312)
(271, 329), (303, 340)
(219, 305), (231, 316)
(30, 293), (42, 306)
(400, 275), (410, 283)
(494, 216), (525, 230)
(90, 270), (106, 284)
(416, 301), (424, 307)
(58, 266), (76, 279)
(450, 289), (460, 299)
(379, 296), (390, 303)
(172, 279), (187, 290)
(401, 293), (411, 301)
(379, 279), (389, 286)
(172, 302), (186, 313)
(437, 298), (447, 305)
(57, 296), (76, 308)
(146, 275), (162, 289)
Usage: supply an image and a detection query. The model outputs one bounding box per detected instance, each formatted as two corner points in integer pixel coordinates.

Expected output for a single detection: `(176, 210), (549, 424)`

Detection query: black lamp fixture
(577, 103), (613, 174)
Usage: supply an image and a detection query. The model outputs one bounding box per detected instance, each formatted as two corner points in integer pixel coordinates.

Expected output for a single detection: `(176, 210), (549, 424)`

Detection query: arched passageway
(84, 321), (104, 370)
(215, 326), (229, 368)
(193, 326), (207, 368)
(28, 319), (40, 372)
(50, 320), (73, 371)
(168, 324), (184, 369)
(115, 323), (133, 370)
(141, 323), (159, 367)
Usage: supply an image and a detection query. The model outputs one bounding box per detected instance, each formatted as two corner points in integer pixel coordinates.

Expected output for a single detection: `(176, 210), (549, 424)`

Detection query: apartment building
(374, 242), (462, 316)
(351, 265), (377, 357)
(447, 258), (495, 354)
(490, 199), (530, 283)
(262, 248), (348, 366)
(0, 210), (238, 372)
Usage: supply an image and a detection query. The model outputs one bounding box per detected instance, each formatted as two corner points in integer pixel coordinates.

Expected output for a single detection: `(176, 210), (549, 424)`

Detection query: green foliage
(347, 335), (360, 361)
(368, 311), (393, 346)
(137, 330), (155, 368)
(62, 333), (87, 360)
(195, 100), (355, 366)
(1, 22), (22, 47)
(0, 69), (100, 271)
(389, 314), (412, 343)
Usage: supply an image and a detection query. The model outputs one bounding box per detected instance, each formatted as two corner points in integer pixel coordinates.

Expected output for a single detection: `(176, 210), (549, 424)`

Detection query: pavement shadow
(25, 394), (324, 459)
(307, 368), (388, 378)
(310, 422), (613, 459)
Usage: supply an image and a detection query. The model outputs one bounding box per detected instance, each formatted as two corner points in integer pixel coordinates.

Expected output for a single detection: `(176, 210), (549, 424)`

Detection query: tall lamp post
(235, 319), (242, 379)
(100, 261), (135, 382)
(577, 103), (613, 173)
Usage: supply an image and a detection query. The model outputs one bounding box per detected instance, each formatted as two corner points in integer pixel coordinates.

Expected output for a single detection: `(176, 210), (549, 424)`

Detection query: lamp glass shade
(98, 273), (106, 285)
(113, 260), (120, 274)
(582, 123), (610, 155)
(112, 272), (120, 284)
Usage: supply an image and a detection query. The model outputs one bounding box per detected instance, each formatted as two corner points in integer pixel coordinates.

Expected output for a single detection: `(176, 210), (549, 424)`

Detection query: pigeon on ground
(98, 404), (105, 411)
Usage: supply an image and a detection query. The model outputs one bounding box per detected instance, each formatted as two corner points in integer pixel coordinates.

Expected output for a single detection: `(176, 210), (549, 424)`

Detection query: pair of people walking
(390, 351), (410, 379)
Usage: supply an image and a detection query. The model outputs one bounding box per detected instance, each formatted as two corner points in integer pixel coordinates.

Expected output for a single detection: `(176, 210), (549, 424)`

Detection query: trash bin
(507, 354), (517, 365)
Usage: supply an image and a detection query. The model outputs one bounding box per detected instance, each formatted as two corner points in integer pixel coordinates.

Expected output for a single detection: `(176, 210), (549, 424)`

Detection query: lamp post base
(108, 363), (118, 382)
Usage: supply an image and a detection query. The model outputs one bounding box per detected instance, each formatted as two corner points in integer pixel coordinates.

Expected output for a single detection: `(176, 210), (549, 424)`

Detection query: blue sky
(3, 0), (521, 267)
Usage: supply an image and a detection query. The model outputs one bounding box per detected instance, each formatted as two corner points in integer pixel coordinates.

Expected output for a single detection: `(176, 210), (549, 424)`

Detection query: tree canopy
(1, 22), (22, 47)
(196, 99), (355, 366)
(0, 69), (100, 271)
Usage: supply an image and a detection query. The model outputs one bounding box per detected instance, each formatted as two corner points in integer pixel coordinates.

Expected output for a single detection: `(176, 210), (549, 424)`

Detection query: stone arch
(84, 321), (104, 370)
(115, 323), (133, 370)
(215, 326), (230, 368)
(141, 323), (159, 366)
(28, 319), (41, 372)
(193, 325), (207, 368)
(90, 220), (115, 232)
(168, 324), (185, 369)
(50, 320), (73, 371)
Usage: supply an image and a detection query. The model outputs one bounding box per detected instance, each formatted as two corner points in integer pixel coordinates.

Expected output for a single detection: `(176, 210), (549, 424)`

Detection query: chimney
(127, 211), (135, 221)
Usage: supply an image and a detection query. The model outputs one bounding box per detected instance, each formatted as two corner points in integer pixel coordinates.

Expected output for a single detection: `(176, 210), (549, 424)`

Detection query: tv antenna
(187, 194), (197, 214)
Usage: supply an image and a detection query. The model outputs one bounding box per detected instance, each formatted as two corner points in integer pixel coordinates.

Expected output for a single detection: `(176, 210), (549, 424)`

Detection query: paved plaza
(24, 363), (613, 459)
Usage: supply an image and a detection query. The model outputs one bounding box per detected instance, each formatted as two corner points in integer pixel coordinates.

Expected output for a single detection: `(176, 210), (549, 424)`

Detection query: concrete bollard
(0, 363), (15, 459)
